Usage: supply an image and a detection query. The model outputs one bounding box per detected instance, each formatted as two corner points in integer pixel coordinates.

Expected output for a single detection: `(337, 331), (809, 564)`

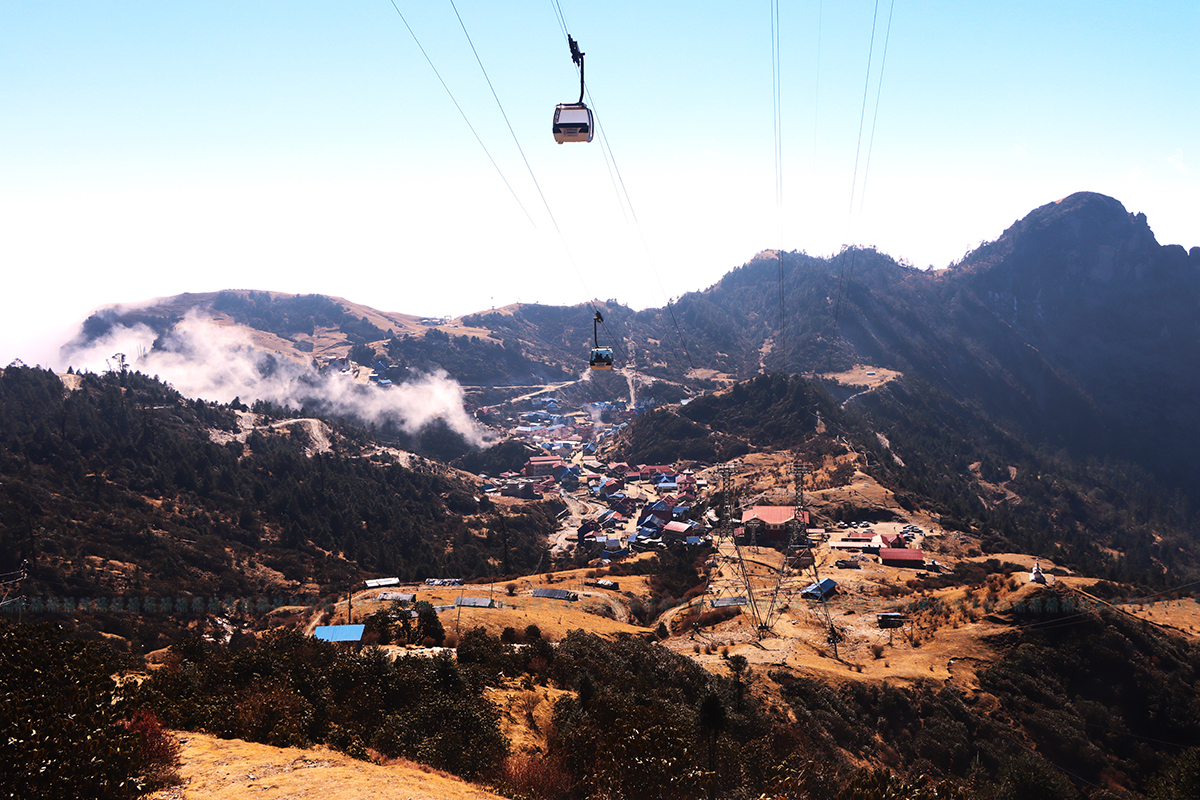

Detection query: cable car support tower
(762, 456), (840, 657)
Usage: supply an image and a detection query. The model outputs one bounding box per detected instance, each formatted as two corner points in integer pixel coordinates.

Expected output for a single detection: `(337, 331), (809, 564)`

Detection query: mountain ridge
(60, 191), (1200, 511)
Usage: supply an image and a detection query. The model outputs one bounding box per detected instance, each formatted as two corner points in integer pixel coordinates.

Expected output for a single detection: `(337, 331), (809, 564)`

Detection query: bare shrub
(871, 643), (885, 660)
(675, 605), (740, 633)
(501, 754), (574, 800)
(123, 709), (181, 788)
(516, 691), (540, 727)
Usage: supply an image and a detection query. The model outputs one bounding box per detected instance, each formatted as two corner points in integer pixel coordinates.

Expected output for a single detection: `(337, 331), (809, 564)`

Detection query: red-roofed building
(741, 506), (810, 542)
(524, 456), (567, 477)
(638, 464), (677, 480)
(662, 521), (693, 541)
(597, 478), (626, 498)
(742, 506), (809, 530)
(880, 548), (925, 568)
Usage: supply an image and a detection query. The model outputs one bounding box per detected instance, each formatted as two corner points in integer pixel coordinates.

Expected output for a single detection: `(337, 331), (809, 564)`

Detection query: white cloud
(61, 312), (491, 448)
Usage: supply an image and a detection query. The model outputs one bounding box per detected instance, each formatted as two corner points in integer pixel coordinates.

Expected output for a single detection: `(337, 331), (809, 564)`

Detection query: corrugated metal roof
(364, 577), (400, 588)
(455, 596), (495, 608)
(533, 588), (578, 601)
(712, 596), (748, 608)
(314, 624), (365, 642)
(377, 592), (416, 603)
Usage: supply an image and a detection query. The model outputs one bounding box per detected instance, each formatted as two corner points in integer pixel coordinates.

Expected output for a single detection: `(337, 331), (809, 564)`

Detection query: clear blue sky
(2, 1), (1196, 368)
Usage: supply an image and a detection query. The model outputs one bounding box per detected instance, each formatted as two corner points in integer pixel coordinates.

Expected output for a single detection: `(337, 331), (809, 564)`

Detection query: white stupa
(1029, 561), (1047, 584)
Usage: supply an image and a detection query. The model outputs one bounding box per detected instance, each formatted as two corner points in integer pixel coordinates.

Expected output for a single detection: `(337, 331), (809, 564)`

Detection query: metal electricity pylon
(699, 463), (768, 634)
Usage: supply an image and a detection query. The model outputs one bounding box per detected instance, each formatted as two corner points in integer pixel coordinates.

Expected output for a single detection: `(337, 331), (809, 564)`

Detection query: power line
(858, 0), (896, 214)
(386, 1), (537, 229)
(548, 1), (695, 372)
(847, 0), (882, 217)
(832, 2), (888, 337)
(770, 0), (786, 372)
(447, 0), (558, 234)
(446, 1), (632, 368)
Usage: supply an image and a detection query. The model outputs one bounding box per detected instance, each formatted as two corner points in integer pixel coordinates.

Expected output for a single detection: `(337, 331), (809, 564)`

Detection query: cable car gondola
(589, 310), (613, 370)
(553, 36), (593, 144)
(553, 103), (593, 144)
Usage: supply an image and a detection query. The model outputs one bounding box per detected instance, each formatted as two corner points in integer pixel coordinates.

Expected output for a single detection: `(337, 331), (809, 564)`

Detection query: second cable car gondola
(553, 36), (593, 144)
(589, 311), (613, 371)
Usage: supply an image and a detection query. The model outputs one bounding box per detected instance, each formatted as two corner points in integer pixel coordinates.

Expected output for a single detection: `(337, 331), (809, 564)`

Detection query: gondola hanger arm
(568, 35), (585, 104)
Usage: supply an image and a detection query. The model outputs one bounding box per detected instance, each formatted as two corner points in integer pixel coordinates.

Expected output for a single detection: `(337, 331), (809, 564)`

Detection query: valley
(6, 192), (1200, 799)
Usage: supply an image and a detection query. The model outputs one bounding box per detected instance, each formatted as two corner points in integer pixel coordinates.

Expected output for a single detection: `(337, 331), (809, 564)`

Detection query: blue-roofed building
(314, 624), (365, 643)
(800, 578), (838, 601)
(640, 516), (665, 533)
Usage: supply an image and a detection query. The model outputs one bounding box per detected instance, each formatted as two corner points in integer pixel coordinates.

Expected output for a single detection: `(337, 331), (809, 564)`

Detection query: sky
(2, 1), (1196, 370)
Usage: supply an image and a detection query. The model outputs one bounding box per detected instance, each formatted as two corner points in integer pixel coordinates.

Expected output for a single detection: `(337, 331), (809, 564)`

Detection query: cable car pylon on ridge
(589, 310), (614, 370)
(553, 35), (593, 144)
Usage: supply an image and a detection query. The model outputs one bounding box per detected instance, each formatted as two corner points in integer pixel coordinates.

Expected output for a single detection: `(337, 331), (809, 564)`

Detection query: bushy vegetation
(10, 594), (1200, 799)
(454, 439), (541, 477)
(0, 621), (178, 799)
(850, 374), (1200, 585)
(133, 628), (505, 779)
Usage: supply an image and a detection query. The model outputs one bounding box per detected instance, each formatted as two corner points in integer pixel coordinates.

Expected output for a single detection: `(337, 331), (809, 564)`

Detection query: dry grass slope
(150, 732), (506, 800)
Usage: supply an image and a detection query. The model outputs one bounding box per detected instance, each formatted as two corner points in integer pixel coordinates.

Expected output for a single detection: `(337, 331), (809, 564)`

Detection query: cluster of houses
(578, 462), (709, 556)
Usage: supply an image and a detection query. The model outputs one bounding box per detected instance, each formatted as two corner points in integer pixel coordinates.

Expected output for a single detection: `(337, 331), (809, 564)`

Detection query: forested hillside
(0, 366), (554, 623)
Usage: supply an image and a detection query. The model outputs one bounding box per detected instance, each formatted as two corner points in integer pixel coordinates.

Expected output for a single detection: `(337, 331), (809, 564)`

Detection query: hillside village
(9, 357), (1200, 800)
(11, 186), (1200, 800)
